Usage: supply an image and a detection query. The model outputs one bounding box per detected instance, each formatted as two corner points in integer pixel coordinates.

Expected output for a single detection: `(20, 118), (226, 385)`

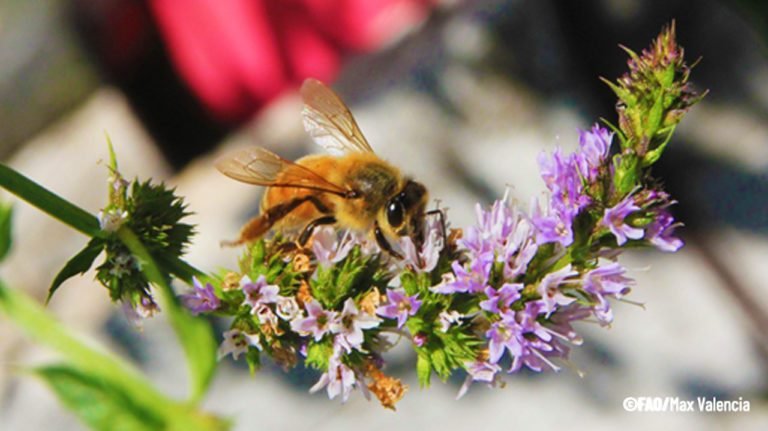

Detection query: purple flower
(330, 298), (380, 352)
(480, 283), (522, 314)
(433, 258), (491, 294)
(376, 288), (422, 328)
(179, 277), (220, 315)
(646, 210), (683, 252)
(242, 275), (280, 314)
(486, 313), (524, 364)
(582, 263), (634, 324)
(291, 299), (339, 341)
(545, 303), (590, 346)
(217, 329), (261, 360)
(602, 196), (644, 245)
(121, 294), (160, 327)
(459, 198), (538, 275)
(456, 359), (502, 399)
(531, 196), (575, 247)
(500, 215), (538, 279)
(310, 354), (357, 403)
(508, 303), (563, 373)
(576, 125), (613, 181)
(583, 263), (633, 298)
(400, 215), (444, 273)
(536, 265), (578, 317)
(538, 148), (590, 213)
(413, 333), (427, 347)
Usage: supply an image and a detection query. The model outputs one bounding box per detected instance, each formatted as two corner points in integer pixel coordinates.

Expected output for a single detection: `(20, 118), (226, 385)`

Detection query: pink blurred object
(149, 0), (433, 123)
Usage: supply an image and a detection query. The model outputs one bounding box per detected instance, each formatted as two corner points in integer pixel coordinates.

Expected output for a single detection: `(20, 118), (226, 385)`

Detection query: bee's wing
(215, 147), (349, 196)
(301, 78), (375, 155)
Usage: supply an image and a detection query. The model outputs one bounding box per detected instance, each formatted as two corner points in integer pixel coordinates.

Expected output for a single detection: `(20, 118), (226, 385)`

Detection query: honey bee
(216, 78), (435, 258)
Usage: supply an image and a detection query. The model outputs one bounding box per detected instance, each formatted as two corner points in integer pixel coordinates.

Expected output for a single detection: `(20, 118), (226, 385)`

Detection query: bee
(216, 78), (435, 258)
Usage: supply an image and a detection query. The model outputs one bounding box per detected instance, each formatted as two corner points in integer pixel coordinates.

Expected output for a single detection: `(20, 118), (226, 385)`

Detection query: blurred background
(1, 0), (767, 429)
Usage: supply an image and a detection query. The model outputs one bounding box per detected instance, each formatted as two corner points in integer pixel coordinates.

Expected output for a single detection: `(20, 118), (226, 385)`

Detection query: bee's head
(382, 179), (428, 248)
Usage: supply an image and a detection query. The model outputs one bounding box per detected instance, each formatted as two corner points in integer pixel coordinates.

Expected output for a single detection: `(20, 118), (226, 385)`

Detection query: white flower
(330, 298), (380, 353)
(217, 329), (262, 360)
(98, 208), (128, 232)
(275, 296), (301, 321)
(438, 310), (464, 332)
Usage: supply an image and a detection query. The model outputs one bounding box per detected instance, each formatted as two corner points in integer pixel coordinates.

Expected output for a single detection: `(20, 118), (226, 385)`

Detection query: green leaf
(33, 365), (166, 431)
(305, 341), (333, 370)
(116, 227), (217, 403)
(0, 164), (104, 238)
(155, 253), (204, 284)
(0, 201), (13, 263)
(0, 281), (226, 430)
(48, 238), (104, 303)
(416, 351), (432, 387)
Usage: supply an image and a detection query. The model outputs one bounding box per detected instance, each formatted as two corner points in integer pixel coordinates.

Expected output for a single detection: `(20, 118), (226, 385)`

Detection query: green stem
(117, 227), (217, 404)
(0, 164), (105, 238)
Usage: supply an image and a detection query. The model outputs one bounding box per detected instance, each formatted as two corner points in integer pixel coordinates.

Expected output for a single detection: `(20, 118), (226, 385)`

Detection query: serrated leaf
(33, 365), (165, 431)
(48, 238), (104, 303)
(305, 341), (333, 370)
(0, 202), (12, 263)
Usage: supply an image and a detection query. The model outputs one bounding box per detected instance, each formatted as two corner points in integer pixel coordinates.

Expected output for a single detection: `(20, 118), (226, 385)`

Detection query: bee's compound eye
(387, 200), (405, 228)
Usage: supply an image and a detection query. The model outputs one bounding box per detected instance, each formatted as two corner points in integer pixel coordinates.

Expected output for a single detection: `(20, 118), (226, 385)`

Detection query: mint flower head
(112, 23), (701, 410)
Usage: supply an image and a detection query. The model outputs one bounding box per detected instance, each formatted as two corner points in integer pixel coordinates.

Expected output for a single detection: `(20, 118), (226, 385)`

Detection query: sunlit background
(1, 0), (767, 429)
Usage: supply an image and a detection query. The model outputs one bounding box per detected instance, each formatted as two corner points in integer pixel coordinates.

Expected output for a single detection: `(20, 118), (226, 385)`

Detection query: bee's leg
(298, 215), (337, 246)
(425, 209), (447, 245)
(222, 195), (328, 247)
(374, 221), (403, 259)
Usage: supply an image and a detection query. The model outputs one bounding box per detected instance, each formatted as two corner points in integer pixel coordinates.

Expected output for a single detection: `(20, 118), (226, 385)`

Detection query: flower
(538, 148), (590, 214)
(97, 208), (128, 232)
(290, 299), (338, 341)
(479, 283), (522, 314)
(602, 195), (644, 245)
(275, 295), (301, 321)
(120, 294), (160, 326)
(456, 359), (502, 399)
(531, 196), (575, 247)
(486, 314), (523, 364)
(312, 227), (357, 267)
(433, 258), (491, 294)
(646, 210), (683, 252)
(400, 215), (444, 273)
(255, 304), (280, 334)
(576, 125), (613, 181)
(582, 262), (634, 324)
(438, 310), (464, 332)
(330, 298), (380, 352)
(242, 275), (280, 313)
(376, 288), (422, 328)
(217, 329), (261, 360)
(508, 302), (562, 373)
(310, 354), (357, 403)
(536, 265), (578, 317)
(179, 277), (220, 315)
